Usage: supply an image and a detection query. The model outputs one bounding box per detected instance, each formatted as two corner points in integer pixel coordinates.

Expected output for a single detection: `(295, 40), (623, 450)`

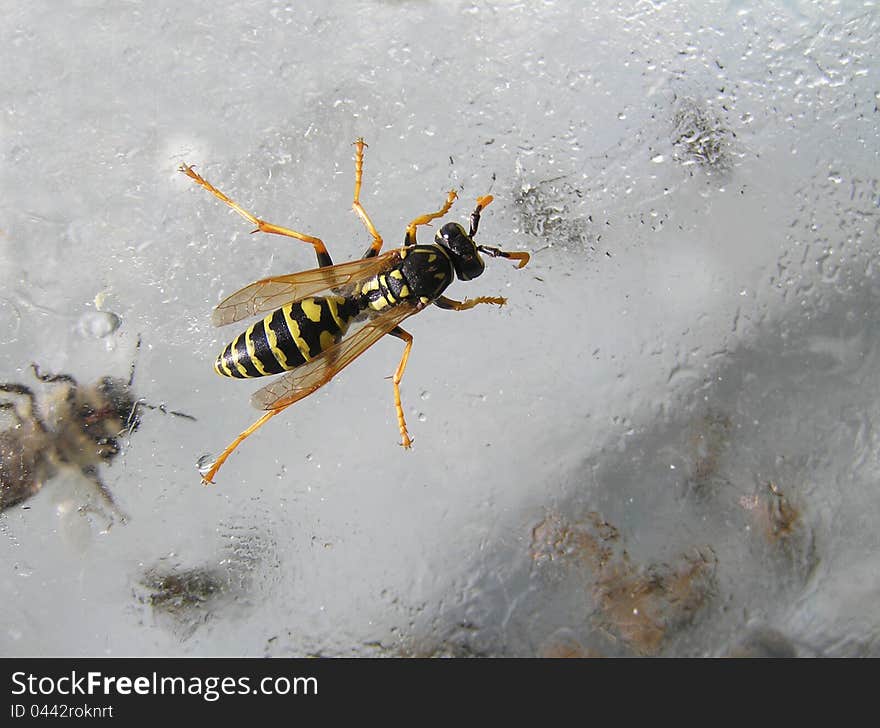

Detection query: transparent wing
(212, 250), (402, 327)
(250, 300), (420, 411)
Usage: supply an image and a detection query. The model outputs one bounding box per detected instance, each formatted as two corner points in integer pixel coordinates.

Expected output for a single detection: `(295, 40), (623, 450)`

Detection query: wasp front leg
(404, 191), (458, 246)
(30, 363), (77, 385)
(433, 296), (507, 311)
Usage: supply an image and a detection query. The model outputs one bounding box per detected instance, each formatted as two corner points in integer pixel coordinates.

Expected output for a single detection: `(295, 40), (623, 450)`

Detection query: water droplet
(418, 412), (426, 422)
(197, 454), (215, 475)
(420, 390), (430, 400)
(76, 311), (121, 339)
(617, 112), (627, 120)
(651, 154), (665, 163)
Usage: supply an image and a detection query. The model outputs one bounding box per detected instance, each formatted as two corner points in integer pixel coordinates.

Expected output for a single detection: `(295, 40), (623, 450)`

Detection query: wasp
(180, 138), (529, 484)
(0, 340), (194, 521)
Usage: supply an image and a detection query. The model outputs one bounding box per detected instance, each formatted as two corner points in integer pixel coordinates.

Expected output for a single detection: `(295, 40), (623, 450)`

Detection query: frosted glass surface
(1, 0), (878, 656)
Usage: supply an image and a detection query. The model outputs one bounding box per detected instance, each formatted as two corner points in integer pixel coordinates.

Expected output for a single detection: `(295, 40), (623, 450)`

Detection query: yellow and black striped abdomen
(214, 296), (360, 379)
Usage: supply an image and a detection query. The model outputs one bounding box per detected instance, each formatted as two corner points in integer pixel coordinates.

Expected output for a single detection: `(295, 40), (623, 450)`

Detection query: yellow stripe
(264, 314), (287, 368)
(219, 350), (235, 377)
(399, 284), (410, 298)
(379, 274), (396, 304)
(326, 297), (345, 331)
(229, 334), (249, 377)
(283, 304), (312, 361)
(319, 330), (337, 352)
(301, 298), (323, 323)
(369, 297), (389, 311)
(390, 269), (403, 280)
(245, 323), (269, 376)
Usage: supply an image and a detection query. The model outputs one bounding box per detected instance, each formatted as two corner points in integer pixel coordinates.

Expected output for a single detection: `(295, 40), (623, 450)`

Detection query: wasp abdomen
(214, 296), (359, 378)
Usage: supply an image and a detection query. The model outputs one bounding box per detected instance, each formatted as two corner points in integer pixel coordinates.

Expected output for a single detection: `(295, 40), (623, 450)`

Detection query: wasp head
(435, 223), (486, 281)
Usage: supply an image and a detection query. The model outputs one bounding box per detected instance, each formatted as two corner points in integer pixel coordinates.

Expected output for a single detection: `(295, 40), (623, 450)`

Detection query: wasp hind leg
(199, 408), (285, 485)
(388, 326), (414, 448)
(404, 190), (458, 246)
(178, 164), (334, 268)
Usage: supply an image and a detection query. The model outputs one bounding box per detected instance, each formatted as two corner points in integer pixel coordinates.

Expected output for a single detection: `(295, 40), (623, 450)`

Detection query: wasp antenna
(508, 251), (530, 269)
(469, 195), (495, 237)
(478, 245), (530, 269)
(130, 398), (197, 426)
(476, 195), (494, 209)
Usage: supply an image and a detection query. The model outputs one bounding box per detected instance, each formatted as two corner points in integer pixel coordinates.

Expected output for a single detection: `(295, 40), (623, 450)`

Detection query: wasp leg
(200, 408), (284, 485)
(0, 382), (47, 430)
(0, 382), (38, 403)
(388, 326), (414, 448)
(179, 164), (334, 268)
(404, 190), (458, 246)
(352, 138), (385, 259)
(433, 295), (507, 311)
(81, 465), (128, 524)
(0, 399), (26, 427)
(468, 194), (494, 237)
(127, 334), (142, 387)
(30, 364), (77, 385)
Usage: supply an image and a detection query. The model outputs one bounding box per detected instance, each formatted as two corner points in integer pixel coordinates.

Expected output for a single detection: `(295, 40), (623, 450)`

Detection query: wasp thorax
(436, 223), (486, 281)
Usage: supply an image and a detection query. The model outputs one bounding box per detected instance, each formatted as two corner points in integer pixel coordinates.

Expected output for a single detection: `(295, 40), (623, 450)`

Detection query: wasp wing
(250, 300), (420, 411)
(212, 250), (402, 327)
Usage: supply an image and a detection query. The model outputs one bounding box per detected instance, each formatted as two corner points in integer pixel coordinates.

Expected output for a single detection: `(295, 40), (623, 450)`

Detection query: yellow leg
(351, 138), (384, 258)
(405, 190), (458, 245)
(179, 163), (333, 267)
(389, 327), (414, 448)
(201, 408), (284, 485)
(434, 295), (507, 311)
